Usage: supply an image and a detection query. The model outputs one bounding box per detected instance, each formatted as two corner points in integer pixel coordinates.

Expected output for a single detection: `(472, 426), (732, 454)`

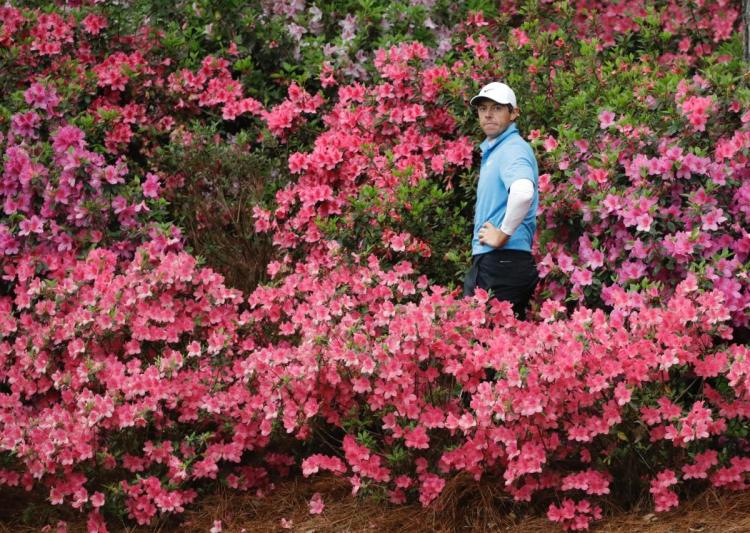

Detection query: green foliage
(154, 129), (278, 292)
(319, 178), (470, 287)
(113, 0), (475, 107)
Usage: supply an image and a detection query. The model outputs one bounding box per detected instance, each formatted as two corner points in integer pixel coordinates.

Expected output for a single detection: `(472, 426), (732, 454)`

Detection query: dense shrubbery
(1, 1), (749, 531)
(154, 130), (276, 292)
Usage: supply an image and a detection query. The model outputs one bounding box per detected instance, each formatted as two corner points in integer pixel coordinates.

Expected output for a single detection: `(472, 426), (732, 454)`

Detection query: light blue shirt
(472, 123), (539, 255)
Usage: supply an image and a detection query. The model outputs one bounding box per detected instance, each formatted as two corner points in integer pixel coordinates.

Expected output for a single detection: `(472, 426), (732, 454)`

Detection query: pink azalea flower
(81, 14), (108, 35)
(511, 28), (530, 47)
(308, 492), (325, 514)
(404, 426), (429, 449)
(598, 109), (616, 129)
(90, 492), (105, 508)
(543, 135), (558, 152)
(142, 173), (161, 199)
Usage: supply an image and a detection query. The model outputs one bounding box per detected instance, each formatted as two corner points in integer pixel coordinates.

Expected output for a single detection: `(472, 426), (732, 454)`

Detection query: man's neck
(485, 122), (517, 143)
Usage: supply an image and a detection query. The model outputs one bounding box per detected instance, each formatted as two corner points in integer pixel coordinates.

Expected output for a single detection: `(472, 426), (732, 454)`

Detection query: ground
(2, 475), (749, 532)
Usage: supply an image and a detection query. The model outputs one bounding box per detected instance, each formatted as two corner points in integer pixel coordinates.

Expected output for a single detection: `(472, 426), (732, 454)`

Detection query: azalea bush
(127, 0), (474, 94)
(1, 0), (750, 532)
(255, 256), (749, 531)
(3, 240), (749, 532)
(0, 245), (252, 528)
(511, 15), (750, 327)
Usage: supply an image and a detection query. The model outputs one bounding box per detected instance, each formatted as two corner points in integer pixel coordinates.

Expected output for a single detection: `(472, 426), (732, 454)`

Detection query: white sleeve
(500, 179), (534, 235)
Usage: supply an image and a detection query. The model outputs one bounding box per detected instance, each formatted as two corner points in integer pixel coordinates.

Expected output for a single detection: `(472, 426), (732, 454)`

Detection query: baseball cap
(470, 82), (517, 108)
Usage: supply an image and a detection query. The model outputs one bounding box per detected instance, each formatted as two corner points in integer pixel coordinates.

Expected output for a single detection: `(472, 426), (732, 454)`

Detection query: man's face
(476, 99), (519, 139)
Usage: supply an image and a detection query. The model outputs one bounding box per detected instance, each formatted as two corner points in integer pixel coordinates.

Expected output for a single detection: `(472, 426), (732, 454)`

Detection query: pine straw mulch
(2, 473), (750, 532)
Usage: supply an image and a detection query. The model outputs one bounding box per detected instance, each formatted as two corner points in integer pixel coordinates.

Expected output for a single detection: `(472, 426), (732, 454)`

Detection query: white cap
(470, 82), (517, 108)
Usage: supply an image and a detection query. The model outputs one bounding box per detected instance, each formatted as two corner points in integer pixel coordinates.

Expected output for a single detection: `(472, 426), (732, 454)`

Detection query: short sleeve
(500, 147), (535, 190)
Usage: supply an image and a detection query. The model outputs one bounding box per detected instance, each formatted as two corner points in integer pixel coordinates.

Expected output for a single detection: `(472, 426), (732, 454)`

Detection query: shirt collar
(480, 123), (519, 153)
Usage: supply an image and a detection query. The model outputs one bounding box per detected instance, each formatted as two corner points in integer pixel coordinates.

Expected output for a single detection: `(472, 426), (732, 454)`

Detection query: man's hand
(478, 221), (510, 249)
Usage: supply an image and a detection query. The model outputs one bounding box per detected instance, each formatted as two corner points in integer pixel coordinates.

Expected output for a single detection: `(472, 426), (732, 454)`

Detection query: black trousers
(463, 249), (539, 320)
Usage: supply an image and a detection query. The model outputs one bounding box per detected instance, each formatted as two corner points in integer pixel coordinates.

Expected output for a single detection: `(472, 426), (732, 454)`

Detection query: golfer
(463, 82), (539, 320)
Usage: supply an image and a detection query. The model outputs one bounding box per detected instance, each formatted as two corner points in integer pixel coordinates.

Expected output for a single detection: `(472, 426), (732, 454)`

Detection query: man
(463, 82), (539, 320)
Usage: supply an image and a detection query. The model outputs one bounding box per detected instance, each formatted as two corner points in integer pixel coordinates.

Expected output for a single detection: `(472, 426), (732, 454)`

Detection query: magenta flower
(308, 492), (325, 514)
(598, 109), (616, 129)
(142, 173), (161, 199)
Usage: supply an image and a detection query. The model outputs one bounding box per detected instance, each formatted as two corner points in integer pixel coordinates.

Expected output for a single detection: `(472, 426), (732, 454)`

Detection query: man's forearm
(500, 179), (534, 235)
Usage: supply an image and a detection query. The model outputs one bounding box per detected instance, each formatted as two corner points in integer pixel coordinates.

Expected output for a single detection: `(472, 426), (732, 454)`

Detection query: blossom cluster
(254, 41), (471, 256)
(517, 38), (750, 325)
(1, 245), (260, 527)
(249, 248), (748, 532)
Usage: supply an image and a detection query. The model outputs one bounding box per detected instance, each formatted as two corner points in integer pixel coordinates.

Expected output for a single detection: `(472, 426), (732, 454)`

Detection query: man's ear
(511, 107), (520, 121)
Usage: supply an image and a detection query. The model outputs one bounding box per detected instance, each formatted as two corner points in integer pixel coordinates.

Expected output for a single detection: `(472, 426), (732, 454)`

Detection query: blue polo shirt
(472, 123), (539, 255)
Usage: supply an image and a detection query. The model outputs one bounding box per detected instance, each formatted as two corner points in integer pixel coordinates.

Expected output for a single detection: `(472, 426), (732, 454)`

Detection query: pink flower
(601, 193), (622, 214)
(547, 498), (601, 529)
(18, 215), (44, 236)
(301, 455), (346, 477)
(465, 35), (490, 60)
(680, 95), (714, 132)
(598, 109), (616, 129)
(588, 167), (608, 185)
(614, 382), (631, 406)
(52, 125), (86, 154)
(443, 138), (473, 166)
(288, 152), (308, 174)
(320, 62), (337, 88)
(90, 492), (105, 508)
(548, 499), (576, 522)
(511, 28), (530, 47)
(682, 450), (718, 480)
(561, 470), (611, 495)
(86, 511), (108, 533)
(24, 82), (60, 114)
(308, 492), (325, 514)
(652, 469), (678, 490)
(701, 208), (726, 231)
(389, 233), (409, 252)
(81, 14), (108, 35)
(556, 252), (575, 273)
(635, 212), (653, 232)
(404, 426), (429, 449)
(142, 173), (161, 199)
(418, 474), (445, 506)
(539, 299), (565, 321)
(571, 268), (593, 286)
(543, 135), (558, 152)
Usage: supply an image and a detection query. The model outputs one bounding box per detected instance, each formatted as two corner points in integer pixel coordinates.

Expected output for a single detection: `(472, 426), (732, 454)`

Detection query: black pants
(463, 249), (539, 320)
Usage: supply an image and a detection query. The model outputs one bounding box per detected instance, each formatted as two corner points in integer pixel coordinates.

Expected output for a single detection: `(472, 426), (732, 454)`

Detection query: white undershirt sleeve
(500, 178), (534, 235)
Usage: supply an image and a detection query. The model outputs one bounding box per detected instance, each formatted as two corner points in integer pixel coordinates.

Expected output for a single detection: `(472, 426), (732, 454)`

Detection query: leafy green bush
(156, 130), (277, 292)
